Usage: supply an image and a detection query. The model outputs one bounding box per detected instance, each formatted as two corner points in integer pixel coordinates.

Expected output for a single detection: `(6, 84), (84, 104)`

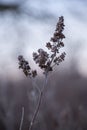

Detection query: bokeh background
(0, 0), (87, 130)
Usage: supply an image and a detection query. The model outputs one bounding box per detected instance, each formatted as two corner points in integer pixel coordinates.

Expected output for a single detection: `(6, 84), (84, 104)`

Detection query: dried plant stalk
(19, 107), (24, 130)
(18, 16), (66, 130)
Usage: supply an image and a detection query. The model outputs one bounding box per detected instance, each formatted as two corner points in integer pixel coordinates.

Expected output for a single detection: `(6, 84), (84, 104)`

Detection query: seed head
(18, 55), (37, 77)
(18, 16), (66, 76)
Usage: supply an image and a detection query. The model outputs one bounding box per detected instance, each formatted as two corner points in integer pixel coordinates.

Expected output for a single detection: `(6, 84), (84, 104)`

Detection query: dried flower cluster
(18, 55), (37, 77)
(33, 16), (66, 74)
(18, 16), (66, 77)
(33, 49), (52, 72)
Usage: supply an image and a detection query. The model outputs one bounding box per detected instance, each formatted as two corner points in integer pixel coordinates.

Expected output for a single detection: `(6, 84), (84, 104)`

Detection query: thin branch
(31, 77), (41, 94)
(29, 74), (48, 130)
(19, 107), (24, 130)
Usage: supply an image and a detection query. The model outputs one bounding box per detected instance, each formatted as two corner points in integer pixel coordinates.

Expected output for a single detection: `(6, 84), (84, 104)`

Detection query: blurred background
(0, 0), (87, 130)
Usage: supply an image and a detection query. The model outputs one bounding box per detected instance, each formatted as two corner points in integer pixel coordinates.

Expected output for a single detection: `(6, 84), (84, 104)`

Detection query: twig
(31, 77), (41, 94)
(29, 74), (48, 130)
(19, 107), (24, 130)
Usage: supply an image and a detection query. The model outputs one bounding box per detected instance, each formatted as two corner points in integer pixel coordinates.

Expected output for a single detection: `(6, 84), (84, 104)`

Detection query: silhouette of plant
(18, 16), (66, 130)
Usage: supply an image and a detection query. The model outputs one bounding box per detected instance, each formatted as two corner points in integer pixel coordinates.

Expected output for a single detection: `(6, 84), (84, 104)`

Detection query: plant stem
(31, 77), (41, 94)
(19, 107), (24, 130)
(29, 74), (48, 130)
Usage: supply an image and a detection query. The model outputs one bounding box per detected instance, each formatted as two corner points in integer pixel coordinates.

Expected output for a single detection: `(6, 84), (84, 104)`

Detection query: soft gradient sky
(0, 0), (87, 80)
